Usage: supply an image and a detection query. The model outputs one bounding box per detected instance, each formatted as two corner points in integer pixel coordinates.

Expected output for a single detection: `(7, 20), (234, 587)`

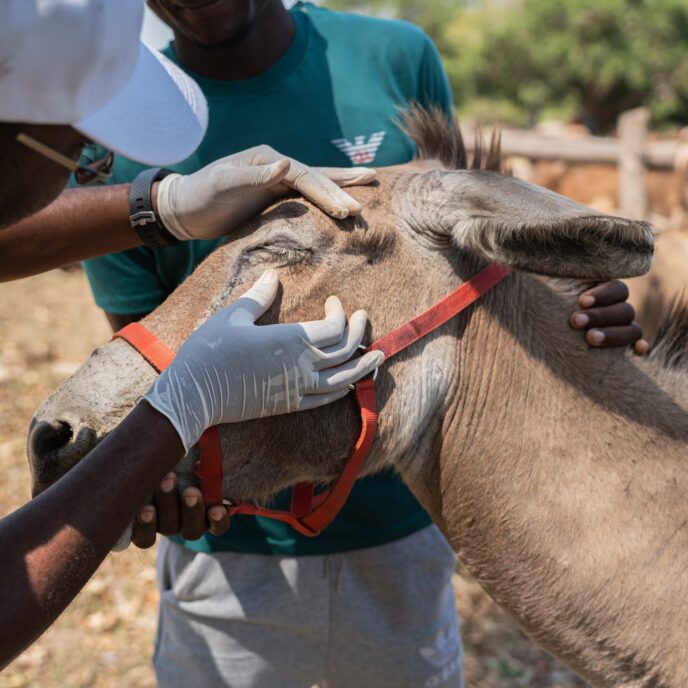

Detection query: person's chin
(182, 18), (254, 48)
(172, 0), (259, 47)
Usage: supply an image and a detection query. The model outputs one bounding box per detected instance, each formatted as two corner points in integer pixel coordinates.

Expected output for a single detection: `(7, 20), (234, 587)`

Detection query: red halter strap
(113, 263), (511, 537)
(367, 263), (512, 359)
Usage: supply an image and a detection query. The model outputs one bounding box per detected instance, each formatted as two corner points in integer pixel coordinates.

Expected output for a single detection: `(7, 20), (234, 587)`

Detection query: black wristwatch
(128, 167), (180, 248)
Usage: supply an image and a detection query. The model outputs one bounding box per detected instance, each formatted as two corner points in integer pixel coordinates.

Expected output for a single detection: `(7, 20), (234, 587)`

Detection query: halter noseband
(113, 263), (511, 536)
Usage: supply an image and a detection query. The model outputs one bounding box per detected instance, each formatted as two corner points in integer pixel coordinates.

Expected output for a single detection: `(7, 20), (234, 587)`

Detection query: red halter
(113, 263), (511, 536)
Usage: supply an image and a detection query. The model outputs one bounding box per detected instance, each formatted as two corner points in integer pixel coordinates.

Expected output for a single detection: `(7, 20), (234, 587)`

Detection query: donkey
(626, 224), (688, 342)
(30, 109), (688, 687)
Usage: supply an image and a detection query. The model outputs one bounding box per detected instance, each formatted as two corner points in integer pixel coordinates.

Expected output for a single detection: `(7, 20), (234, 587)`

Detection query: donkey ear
(426, 169), (653, 279)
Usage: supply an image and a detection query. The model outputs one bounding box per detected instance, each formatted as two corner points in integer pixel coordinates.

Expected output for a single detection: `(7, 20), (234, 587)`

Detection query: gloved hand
(143, 269), (384, 452)
(155, 145), (377, 241)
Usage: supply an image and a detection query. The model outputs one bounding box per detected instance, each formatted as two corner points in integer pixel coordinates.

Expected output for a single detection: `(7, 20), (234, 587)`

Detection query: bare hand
(131, 473), (231, 549)
(569, 280), (649, 355)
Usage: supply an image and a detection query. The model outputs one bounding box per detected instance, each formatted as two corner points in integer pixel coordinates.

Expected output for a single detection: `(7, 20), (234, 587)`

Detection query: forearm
(0, 151), (375, 282)
(0, 185), (145, 282)
(0, 402), (183, 668)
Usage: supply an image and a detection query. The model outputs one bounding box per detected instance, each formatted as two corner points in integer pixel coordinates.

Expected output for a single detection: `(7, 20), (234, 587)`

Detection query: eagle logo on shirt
(331, 131), (386, 165)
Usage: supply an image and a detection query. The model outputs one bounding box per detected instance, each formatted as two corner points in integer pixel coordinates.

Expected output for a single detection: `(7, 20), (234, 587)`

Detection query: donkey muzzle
(27, 416), (98, 497)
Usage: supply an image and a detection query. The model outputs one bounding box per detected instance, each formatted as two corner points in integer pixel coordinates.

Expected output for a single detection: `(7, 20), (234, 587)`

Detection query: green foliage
(465, 0), (688, 131)
(324, 0), (688, 131)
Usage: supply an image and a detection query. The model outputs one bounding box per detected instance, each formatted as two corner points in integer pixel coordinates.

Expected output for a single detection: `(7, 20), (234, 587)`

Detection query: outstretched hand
(132, 473), (230, 549)
(155, 145), (378, 241)
(143, 269), (384, 452)
(569, 280), (649, 355)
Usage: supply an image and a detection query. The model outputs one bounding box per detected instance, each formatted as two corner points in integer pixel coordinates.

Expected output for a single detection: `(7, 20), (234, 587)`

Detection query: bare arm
(0, 402), (184, 668)
(0, 152), (376, 283)
(0, 274), (379, 667)
(0, 186), (143, 282)
(105, 310), (233, 547)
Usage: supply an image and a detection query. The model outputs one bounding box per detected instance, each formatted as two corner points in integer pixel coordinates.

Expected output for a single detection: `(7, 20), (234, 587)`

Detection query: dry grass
(0, 269), (587, 687)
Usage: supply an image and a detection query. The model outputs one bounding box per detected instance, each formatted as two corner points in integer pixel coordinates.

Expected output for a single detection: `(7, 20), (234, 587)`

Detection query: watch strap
(129, 168), (179, 248)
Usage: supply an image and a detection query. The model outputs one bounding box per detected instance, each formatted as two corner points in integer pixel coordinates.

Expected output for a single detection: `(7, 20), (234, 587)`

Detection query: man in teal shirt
(80, 2), (644, 685)
(83, 0), (447, 555)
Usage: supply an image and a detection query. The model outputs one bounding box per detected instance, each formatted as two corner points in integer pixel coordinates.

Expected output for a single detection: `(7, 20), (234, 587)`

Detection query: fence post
(618, 108), (649, 219)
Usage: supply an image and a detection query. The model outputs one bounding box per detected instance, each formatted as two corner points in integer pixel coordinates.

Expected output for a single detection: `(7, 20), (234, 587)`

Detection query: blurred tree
(325, 0), (688, 132)
(323, 0), (462, 53)
(466, 0), (688, 132)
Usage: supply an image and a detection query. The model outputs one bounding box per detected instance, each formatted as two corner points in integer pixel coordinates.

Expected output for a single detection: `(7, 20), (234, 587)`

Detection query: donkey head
(29, 109), (652, 505)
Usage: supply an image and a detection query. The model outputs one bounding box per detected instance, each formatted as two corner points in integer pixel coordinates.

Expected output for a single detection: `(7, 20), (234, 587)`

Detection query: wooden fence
(465, 108), (686, 220)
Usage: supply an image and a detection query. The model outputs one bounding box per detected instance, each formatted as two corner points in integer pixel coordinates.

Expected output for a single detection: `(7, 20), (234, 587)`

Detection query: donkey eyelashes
(247, 245), (307, 267)
(243, 237), (312, 267)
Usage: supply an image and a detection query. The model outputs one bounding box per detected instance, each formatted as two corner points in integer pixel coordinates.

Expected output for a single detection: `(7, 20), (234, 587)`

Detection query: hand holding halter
(141, 269), (383, 453)
(116, 264), (511, 536)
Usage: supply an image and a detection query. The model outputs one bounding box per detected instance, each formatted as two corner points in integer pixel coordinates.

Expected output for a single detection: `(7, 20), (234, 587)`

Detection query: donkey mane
(399, 102), (502, 172)
(650, 296), (688, 371)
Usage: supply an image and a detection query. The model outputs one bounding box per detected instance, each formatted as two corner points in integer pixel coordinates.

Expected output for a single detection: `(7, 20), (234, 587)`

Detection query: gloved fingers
(235, 144), (282, 167)
(296, 386), (351, 411)
(311, 350), (384, 393)
(300, 295), (347, 347)
(313, 167), (378, 188)
(221, 159), (290, 191)
(225, 269), (280, 325)
(314, 309), (369, 370)
(285, 161), (363, 219)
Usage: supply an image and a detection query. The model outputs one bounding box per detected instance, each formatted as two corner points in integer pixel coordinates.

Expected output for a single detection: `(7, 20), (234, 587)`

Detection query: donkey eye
(244, 241), (310, 267)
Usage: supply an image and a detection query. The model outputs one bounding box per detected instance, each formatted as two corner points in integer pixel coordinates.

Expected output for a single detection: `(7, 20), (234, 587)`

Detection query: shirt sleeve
(82, 248), (167, 315)
(67, 143), (110, 189)
(417, 35), (455, 117)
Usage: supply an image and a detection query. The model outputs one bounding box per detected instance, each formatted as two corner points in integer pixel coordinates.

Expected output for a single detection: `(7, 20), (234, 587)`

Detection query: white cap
(0, 0), (208, 166)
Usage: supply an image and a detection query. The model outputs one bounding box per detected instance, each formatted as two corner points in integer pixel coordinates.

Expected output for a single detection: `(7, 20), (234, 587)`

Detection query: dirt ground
(0, 269), (587, 688)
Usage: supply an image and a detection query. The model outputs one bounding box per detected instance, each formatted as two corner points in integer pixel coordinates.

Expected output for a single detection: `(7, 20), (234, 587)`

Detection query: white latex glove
(143, 269), (384, 452)
(155, 145), (377, 241)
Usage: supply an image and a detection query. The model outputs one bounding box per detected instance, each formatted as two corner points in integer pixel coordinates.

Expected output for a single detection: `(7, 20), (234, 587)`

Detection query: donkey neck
(401, 270), (688, 687)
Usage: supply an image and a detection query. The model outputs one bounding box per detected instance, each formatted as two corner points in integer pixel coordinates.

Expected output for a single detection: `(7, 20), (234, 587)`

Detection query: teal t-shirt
(81, 2), (453, 555)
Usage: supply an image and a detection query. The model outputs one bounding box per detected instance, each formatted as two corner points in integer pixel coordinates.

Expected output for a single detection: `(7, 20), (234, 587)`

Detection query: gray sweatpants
(154, 525), (463, 688)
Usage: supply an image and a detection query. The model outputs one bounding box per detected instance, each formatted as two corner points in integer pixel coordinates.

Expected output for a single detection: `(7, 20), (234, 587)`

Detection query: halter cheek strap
(113, 263), (511, 537)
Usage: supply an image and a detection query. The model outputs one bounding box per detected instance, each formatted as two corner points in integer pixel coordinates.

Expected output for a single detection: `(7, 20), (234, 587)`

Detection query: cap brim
(74, 43), (208, 166)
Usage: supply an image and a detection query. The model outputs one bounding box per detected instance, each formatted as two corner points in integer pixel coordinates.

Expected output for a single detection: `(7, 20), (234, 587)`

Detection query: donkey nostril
(29, 420), (74, 461)
(28, 419), (98, 497)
